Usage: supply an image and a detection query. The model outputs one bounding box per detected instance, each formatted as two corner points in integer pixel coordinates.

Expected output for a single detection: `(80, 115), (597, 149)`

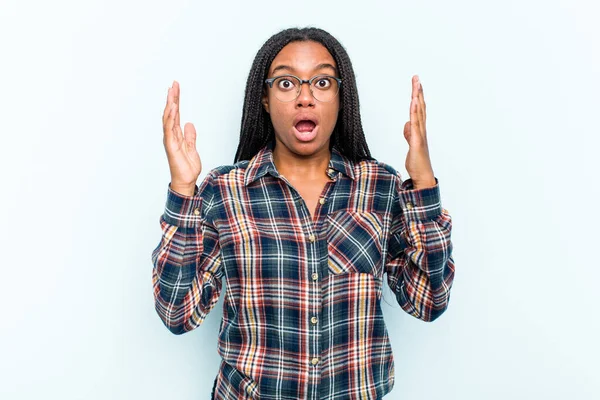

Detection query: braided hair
(234, 27), (373, 163)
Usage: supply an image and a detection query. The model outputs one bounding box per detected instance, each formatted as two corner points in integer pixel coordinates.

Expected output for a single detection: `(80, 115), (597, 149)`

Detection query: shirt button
(319, 197), (326, 205)
(193, 207), (200, 215)
(406, 201), (414, 210)
(311, 272), (319, 281)
(308, 234), (316, 243)
(328, 168), (335, 175)
(311, 357), (319, 365)
(311, 316), (318, 324)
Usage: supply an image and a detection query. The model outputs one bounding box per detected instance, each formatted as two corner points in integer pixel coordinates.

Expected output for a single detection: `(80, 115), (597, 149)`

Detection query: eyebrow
(271, 63), (338, 76)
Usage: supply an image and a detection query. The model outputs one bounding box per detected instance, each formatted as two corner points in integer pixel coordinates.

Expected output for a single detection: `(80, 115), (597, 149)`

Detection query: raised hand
(162, 80), (202, 196)
(403, 75), (436, 189)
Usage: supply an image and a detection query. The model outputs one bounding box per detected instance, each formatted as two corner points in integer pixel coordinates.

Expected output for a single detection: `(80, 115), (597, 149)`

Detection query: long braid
(234, 27), (373, 163)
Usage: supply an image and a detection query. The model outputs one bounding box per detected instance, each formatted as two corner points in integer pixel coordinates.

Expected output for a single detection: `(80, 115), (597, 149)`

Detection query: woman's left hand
(403, 75), (436, 189)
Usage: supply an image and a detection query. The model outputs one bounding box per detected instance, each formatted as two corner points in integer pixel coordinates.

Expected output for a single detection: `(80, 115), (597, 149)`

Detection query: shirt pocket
(326, 210), (384, 276)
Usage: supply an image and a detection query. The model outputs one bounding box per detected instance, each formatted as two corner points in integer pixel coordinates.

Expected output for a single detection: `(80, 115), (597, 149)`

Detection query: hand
(403, 75), (436, 189)
(162, 80), (202, 194)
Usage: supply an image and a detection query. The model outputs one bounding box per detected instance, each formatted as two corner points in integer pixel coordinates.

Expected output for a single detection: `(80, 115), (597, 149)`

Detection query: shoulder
(195, 161), (250, 196)
(204, 160), (251, 182)
(352, 157), (403, 181)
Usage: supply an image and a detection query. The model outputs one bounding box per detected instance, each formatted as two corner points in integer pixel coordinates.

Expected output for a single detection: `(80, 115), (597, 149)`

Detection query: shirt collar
(244, 140), (355, 186)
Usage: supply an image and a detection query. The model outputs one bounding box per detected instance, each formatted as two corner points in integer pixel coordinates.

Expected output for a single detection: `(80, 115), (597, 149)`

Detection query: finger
(411, 75), (419, 100)
(410, 95), (420, 138)
(417, 79), (426, 137)
(411, 76), (422, 132)
(412, 105), (425, 144)
(172, 80), (179, 104)
(163, 86), (174, 126)
(417, 78), (425, 115)
(164, 102), (177, 139)
(166, 84), (173, 105)
(172, 102), (184, 142)
(184, 122), (197, 149)
(173, 81), (181, 128)
(419, 89), (426, 122)
(403, 120), (411, 142)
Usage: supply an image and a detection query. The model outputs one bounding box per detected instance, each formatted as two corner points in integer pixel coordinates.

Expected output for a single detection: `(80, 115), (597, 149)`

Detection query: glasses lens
(269, 75), (340, 102)
(311, 76), (339, 102)
(272, 76), (301, 102)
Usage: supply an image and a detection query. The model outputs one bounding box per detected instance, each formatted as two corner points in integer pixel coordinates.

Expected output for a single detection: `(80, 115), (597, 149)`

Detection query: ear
(261, 90), (270, 114)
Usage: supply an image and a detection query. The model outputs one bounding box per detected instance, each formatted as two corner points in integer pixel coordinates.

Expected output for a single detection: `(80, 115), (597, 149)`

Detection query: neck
(272, 140), (331, 181)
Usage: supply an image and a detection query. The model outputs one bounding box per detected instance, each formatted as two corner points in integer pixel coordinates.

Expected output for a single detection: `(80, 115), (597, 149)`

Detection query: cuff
(398, 177), (442, 221)
(163, 183), (203, 228)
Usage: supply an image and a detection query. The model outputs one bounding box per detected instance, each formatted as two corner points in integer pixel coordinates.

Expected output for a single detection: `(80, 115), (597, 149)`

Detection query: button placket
(303, 175), (335, 384)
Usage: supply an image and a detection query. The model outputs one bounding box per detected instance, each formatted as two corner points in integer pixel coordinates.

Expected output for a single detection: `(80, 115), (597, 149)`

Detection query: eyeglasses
(264, 74), (342, 103)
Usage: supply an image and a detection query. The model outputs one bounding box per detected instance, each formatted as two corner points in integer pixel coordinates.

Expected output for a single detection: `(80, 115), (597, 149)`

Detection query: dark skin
(162, 42), (436, 204)
(261, 41), (436, 219)
(261, 41), (339, 220)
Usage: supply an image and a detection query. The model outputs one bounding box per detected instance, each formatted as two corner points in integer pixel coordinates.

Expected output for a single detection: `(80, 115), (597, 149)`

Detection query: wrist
(170, 182), (196, 196)
(412, 177), (436, 189)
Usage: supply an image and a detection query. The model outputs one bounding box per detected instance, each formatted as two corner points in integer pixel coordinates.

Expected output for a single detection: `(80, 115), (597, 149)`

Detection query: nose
(296, 81), (314, 107)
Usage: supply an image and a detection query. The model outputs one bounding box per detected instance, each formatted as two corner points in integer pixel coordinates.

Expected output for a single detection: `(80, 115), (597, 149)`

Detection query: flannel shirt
(151, 141), (455, 399)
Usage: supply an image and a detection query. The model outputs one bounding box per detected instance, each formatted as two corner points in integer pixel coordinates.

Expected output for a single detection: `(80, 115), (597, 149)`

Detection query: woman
(152, 27), (455, 399)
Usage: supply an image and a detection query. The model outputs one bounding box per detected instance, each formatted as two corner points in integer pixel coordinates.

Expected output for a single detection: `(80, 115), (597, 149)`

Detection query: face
(262, 40), (340, 157)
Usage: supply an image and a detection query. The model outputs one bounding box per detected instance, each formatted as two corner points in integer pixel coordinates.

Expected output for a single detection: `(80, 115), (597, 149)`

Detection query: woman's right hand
(162, 80), (202, 196)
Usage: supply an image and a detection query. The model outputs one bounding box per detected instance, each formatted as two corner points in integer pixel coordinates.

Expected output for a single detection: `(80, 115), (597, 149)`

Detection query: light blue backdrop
(1, 0), (598, 398)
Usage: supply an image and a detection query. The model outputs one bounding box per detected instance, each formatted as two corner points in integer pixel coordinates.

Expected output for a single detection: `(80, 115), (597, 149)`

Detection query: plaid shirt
(151, 141), (455, 399)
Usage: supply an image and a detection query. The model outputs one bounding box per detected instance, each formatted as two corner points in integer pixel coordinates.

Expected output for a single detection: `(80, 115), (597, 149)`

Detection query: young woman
(152, 27), (455, 399)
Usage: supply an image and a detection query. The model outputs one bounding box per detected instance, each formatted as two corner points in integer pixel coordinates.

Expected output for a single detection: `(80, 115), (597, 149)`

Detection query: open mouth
(293, 120), (318, 142)
(295, 120), (316, 132)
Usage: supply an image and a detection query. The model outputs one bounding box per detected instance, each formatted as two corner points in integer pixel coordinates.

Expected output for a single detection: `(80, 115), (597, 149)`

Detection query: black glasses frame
(264, 74), (343, 102)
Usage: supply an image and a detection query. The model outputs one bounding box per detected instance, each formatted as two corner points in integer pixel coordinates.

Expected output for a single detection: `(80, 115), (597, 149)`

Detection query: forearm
(151, 181), (222, 334)
(386, 178), (456, 322)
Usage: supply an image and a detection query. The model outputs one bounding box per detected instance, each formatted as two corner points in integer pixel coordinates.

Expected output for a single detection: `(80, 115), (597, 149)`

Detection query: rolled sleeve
(163, 183), (203, 228)
(398, 178), (442, 221)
